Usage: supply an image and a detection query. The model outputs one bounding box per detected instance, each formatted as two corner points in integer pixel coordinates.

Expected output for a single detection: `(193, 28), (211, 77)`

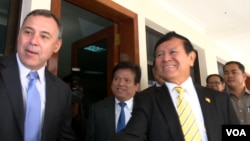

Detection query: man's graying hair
(22, 9), (63, 40)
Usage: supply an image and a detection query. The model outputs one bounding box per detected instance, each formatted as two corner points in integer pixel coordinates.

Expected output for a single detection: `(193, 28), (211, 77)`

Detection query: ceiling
(2, 0), (249, 74)
(159, 0), (250, 62)
(59, 0), (250, 77)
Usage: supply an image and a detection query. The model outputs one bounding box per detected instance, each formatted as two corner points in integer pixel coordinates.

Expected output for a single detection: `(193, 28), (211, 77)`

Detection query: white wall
(20, 0), (51, 27)
(113, 0), (250, 89)
(21, 0), (249, 89)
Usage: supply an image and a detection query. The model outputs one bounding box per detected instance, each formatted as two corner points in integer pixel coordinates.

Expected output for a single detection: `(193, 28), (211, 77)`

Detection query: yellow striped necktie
(175, 86), (202, 141)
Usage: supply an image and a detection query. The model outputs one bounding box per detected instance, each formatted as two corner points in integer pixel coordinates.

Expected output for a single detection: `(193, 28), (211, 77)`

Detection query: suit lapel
(104, 97), (116, 133)
(42, 71), (58, 134)
(1, 54), (25, 135)
(154, 85), (184, 141)
(195, 85), (217, 140)
(155, 84), (218, 141)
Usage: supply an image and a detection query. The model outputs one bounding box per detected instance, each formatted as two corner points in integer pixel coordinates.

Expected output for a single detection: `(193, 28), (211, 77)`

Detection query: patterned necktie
(175, 86), (202, 141)
(25, 71), (41, 141)
(116, 102), (126, 133)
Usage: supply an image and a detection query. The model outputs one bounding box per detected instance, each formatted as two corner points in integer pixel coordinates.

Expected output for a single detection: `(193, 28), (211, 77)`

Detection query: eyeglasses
(207, 82), (222, 85)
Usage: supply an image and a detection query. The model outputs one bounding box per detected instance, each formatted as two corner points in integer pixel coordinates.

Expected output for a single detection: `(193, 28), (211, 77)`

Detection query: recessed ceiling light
(84, 45), (106, 52)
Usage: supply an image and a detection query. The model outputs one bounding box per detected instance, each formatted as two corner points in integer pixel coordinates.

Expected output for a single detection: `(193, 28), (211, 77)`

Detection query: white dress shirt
(16, 53), (46, 127)
(115, 97), (134, 127)
(165, 77), (208, 141)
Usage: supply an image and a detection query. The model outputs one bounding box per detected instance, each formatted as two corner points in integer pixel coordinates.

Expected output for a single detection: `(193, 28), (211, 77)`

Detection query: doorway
(51, 0), (139, 103)
(60, 1), (115, 103)
(71, 24), (119, 103)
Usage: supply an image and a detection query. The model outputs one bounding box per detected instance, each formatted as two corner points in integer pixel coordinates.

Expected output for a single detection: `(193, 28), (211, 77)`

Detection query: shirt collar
(227, 87), (250, 95)
(165, 77), (194, 93)
(115, 97), (134, 110)
(16, 53), (45, 82)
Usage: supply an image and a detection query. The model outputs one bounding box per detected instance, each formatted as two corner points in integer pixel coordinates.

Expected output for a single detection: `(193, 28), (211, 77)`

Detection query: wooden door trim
(66, 0), (139, 64)
(50, 0), (139, 75)
(48, 0), (61, 75)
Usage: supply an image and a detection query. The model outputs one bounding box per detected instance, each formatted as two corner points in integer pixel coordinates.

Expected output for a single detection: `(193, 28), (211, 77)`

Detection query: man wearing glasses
(206, 74), (225, 92)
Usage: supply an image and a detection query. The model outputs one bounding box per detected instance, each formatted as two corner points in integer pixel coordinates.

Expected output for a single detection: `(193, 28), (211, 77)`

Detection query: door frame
(49, 0), (139, 75)
(71, 25), (118, 97)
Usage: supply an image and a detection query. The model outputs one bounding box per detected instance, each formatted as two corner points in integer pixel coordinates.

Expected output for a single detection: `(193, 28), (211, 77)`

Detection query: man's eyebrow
(22, 26), (33, 30)
(41, 31), (52, 37)
(22, 26), (53, 37)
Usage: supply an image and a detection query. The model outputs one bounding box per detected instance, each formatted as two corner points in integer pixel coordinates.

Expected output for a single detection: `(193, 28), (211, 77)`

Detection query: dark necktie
(25, 71), (41, 141)
(175, 86), (201, 141)
(116, 102), (126, 132)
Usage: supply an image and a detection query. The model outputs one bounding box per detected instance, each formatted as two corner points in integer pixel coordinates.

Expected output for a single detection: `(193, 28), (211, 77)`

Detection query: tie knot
(119, 102), (126, 109)
(29, 71), (38, 80)
(174, 86), (185, 94)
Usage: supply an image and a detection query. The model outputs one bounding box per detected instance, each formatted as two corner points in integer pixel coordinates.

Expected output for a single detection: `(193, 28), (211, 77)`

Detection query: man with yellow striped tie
(112, 31), (239, 141)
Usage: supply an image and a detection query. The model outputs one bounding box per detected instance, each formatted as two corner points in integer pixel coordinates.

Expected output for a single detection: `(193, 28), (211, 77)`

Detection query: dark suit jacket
(85, 96), (118, 141)
(112, 84), (239, 141)
(141, 84), (160, 93)
(0, 54), (75, 141)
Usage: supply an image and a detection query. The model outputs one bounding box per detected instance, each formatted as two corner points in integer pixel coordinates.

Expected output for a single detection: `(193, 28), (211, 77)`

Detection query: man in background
(223, 61), (250, 124)
(206, 74), (225, 92)
(85, 61), (141, 141)
(151, 62), (165, 87)
(63, 68), (89, 141)
(142, 62), (165, 93)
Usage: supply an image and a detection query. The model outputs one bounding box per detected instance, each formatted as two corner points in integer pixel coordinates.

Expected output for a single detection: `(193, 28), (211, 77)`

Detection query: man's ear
(54, 39), (62, 53)
(243, 72), (248, 81)
(189, 51), (196, 67)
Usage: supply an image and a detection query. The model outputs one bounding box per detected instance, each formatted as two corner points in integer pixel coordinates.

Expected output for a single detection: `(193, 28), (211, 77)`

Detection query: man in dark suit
(112, 31), (239, 141)
(0, 9), (75, 141)
(85, 61), (141, 141)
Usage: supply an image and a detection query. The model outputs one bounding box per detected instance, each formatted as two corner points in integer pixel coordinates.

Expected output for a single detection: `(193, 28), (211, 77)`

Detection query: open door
(50, 0), (139, 77)
(71, 24), (119, 103)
